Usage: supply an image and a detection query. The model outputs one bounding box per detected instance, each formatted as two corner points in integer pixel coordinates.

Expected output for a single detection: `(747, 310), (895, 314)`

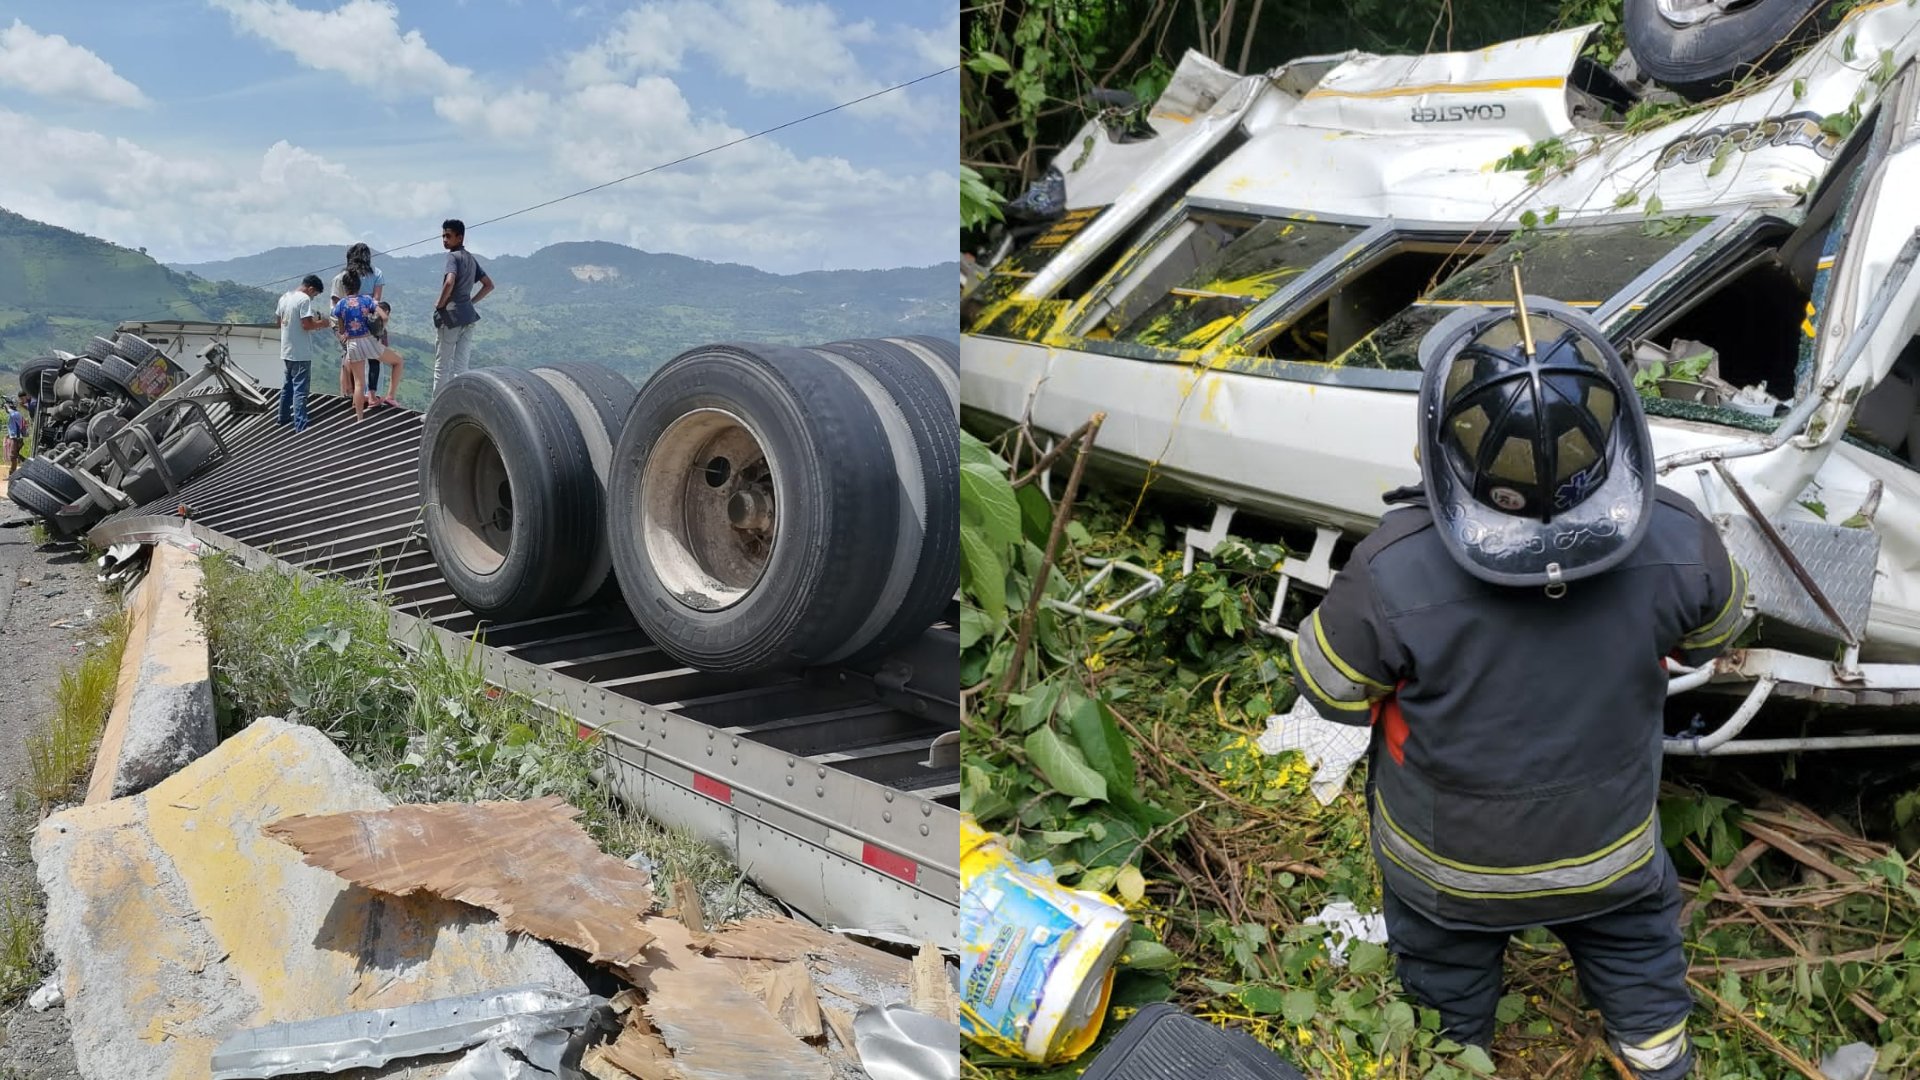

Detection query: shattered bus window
(1334, 217), (1713, 370)
(1111, 215), (1361, 350)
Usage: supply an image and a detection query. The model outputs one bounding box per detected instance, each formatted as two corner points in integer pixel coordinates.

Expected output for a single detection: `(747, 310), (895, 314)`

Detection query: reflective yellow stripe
(1681, 553), (1749, 650)
(1816, 257), (1836, 270)
(1290, 631), (1373, 712)
(1312, 611), (1391, 692)
(1634, 1021), (1688, 1050)
(1306, 76), (1564, 101)
(1802, 318), (1818, 339)
(1378, 840), (1655, 901)
(1378, 793), (1655, 876)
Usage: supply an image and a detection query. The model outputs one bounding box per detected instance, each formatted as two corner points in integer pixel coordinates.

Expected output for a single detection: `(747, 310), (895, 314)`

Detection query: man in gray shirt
(430, 218), (493, 397)
(275, 274), (332, 431)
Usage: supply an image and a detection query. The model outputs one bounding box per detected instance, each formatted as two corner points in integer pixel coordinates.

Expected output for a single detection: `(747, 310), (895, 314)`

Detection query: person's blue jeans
(280, 361), (311, 430)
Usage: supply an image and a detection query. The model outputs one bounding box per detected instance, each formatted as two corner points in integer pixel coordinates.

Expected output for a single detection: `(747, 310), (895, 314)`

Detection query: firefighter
(1277, 297), (1749, 1078)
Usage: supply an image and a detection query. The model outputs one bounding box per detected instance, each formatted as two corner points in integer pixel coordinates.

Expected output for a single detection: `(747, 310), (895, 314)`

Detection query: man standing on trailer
(275, 274), (332, 433)
(1275, 295), (1749, 1079)
(430, 218), (493, 397)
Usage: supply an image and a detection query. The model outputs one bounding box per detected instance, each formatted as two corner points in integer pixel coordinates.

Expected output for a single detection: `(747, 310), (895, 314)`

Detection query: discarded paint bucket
(959, 814), (1131, 1064)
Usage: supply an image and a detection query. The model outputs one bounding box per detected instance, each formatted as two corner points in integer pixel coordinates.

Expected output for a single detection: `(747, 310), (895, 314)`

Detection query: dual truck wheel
(420, 337), (959, 673)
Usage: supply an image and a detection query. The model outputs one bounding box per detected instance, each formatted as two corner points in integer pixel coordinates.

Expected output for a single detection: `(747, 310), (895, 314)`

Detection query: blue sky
(0, 0), (956, 271)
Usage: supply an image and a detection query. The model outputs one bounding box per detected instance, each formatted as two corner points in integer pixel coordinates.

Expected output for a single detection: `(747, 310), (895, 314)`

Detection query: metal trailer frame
(90, 388), (962, 947)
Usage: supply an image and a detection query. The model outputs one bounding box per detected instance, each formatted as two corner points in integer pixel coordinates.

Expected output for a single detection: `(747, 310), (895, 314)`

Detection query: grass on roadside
(27, 612), (129, 807)
(195, 553), (774, 919)
(0, 882), (42, 1005)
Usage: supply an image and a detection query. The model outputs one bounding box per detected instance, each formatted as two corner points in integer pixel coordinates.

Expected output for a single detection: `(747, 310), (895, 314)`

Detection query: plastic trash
(1303, 901), (1389, 966)
(27, 977), (62, 1011)
(959, 814), (1130, 1063)
(1818, 1041), (1880, 1080)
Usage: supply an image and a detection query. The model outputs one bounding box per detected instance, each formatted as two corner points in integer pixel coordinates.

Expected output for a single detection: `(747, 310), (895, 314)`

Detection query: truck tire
(531, 362), (638, 608)
(74, 359), (121, 396)
(420, 368), (600, 621)
(101, 355), (142, 394)
(1625, 0), (1837, 102)
(607, 343), (898, 672)
(112, 332), (160, 365)
(16, 356), (64, 396)
(899, 335), (960, 375)
(8, 477), (69, 520)
(18, 456), (84, 502)
(809, 339), (960, 665)
(83, 337), (117, 362)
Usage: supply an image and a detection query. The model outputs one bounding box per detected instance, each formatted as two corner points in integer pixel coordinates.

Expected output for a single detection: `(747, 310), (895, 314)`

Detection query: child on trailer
(332, 269), (381, 419)
(368, 300), (405, 408)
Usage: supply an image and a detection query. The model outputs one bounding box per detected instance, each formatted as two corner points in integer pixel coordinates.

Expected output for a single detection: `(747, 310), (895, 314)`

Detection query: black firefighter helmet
(1415, 296), (1655, 589)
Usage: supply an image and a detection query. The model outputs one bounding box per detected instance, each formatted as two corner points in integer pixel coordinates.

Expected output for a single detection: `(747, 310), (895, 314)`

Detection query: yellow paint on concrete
(39, 718), (584, 1080)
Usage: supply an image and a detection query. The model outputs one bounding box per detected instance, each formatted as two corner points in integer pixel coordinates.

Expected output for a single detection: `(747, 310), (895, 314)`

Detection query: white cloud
(206, 0), (472, 97)
(901, 15), (958, 70)
(0, 106), (448, 264)
(0, 20), (149, 108)
(565, 0), (935, 128)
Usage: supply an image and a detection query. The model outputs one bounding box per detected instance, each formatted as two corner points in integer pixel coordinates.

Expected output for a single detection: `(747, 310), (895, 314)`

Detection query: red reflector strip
(575, 723), (594, 741)
(863, 843), (918, 884)
(693, 774), (733, 804)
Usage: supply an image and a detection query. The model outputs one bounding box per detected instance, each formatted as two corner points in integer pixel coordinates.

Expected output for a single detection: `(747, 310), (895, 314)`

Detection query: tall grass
(27, 612), (130, 806)
(196, 555), (772, 917)
(0, 883), (41, 1005)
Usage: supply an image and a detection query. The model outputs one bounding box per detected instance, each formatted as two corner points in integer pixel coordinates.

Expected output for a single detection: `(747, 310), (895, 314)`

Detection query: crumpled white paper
(1305, 901), (1389, 967)
(1256, 696), (1372, 805)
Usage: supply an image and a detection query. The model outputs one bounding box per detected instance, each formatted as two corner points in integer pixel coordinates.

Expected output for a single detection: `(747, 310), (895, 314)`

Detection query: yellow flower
(1084, 652), (1107, 672)
(1295, 1026), (1313, 1046)
(1754, 1004), (1768, 1019)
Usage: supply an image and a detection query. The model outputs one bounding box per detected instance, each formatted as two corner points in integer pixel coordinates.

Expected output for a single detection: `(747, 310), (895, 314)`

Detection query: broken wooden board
(910, 942), (958, 1024)
(266, 794), (657, 967)
(700, 916), (913, 992)
(630, 915), (834, 1080)
(588, 1011), (686, 1080)
(736, 960), (825, 1040)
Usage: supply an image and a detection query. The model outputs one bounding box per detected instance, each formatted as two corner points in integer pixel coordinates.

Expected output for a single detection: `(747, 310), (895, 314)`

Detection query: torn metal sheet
(265, 795), (657, 967)
(853, 1005), (961, 1080)
(209, 986), (599, 1080)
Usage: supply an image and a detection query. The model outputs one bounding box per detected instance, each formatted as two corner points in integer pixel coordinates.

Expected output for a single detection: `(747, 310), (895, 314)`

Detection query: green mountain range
(0, 208), (959, 394)
(175, 241), (959, 383)
(0, 208), (275, 367)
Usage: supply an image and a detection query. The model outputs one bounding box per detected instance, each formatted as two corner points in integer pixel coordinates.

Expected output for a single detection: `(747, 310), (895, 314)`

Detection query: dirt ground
(0, 496), (95, 1078)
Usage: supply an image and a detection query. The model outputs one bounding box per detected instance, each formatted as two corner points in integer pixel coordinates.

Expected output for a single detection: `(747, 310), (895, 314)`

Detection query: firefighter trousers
(1380, 850), (1694, 1079)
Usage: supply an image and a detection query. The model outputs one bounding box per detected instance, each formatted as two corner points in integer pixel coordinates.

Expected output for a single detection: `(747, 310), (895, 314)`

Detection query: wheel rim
(436, 420), (514, 575)
(640, 408), (777, 611)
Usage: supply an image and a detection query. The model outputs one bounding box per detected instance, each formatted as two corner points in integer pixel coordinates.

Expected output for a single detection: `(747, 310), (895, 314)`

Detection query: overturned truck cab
(961, 3), (1920, 752)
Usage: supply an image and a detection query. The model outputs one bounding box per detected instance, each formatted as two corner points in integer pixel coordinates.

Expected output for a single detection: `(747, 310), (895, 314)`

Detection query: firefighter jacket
(1291, 487), (1748, 931)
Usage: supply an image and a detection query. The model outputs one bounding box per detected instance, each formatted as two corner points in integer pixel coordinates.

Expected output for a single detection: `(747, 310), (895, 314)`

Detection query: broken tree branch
(1000, 412), (1103, 694)
(1011, 416), (1101, 489)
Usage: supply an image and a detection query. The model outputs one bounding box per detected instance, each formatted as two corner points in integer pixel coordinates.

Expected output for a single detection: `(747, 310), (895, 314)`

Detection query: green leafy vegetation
(196, 554), (773, 921)
(961, 420), (1920, 1079)
(0, 882), (42, 1006)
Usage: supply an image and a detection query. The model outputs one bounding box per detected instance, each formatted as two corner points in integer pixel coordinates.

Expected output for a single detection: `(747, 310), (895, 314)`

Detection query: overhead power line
(136, 64), (958, 318)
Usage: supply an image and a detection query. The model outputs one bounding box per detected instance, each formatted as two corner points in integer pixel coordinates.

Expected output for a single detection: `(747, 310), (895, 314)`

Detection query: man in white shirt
(276, 274), (331, 432)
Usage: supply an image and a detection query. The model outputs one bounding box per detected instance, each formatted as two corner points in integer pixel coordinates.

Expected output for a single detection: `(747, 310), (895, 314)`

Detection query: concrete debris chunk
(265, 794), (658, 967)
(32, 717), (586, 1080)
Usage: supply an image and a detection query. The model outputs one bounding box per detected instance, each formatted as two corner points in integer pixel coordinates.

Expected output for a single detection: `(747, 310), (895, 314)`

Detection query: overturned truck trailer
(77, 334), (963, 946)
(963, 2), (1920, 751)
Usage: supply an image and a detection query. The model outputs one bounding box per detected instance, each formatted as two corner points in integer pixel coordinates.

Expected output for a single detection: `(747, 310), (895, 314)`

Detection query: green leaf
(958, 604), (990, 649)
(1198, 977), (1242, 995)
(1707, 137), (1735, 178)
(959, 429), (1006, 470)
(965, 51), (1012, 75)
(1495, 992), (1525, 1024)
(1348, 939), (1389, 975)
(1281, 989), (1318, 1025)
(1456, 1045), (1497, 1074)
(1017, 680), (1064, 733)
(1067, 696), (1137, 793)
(1116, 864), (1146, 904)
(1120, 940), (1180, 970)
(1025, 725), (1109, 801)
(1519, 209), (1538, 229)
(1645, 194), (1663, 217)
(962, 763), (1014, 822)
(1613, 191), (1639, 208)
(961, 462), (1023, 550)
(1015, 481), (1056, 547)
(959, 524), (1007, 624)
(1240, 985), (1286, 1014)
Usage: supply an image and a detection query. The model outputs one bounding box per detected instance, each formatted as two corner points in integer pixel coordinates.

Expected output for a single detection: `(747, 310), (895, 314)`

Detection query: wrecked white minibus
(961, 1), (1920, 752)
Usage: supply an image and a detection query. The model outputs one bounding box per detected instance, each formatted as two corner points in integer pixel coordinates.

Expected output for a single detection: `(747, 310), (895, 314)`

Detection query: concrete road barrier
(86, 544), (215, 802)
